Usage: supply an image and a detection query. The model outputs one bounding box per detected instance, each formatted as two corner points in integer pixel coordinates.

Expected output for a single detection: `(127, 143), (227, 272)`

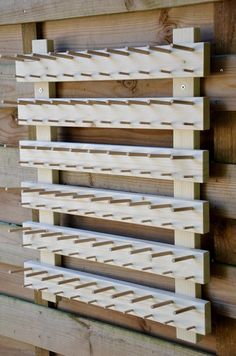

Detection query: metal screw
(39, 88), (44, 94)
(181, 84), (186, 90)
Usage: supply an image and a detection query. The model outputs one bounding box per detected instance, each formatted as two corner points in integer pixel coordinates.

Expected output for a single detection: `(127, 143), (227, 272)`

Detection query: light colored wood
(15, 42), (209, 82)
(19, 140), (209, 183)
(22, 221), (210, 284)
(32, 39), (59, 305)
(23, 261), (211, 335)
(173, 27), (210, 343)
(21, 182), (209, 234)
(17, 96), (209, 130)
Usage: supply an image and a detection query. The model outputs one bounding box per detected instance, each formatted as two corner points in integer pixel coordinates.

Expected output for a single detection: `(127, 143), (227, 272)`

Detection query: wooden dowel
(172, 99), (194, 106)
(172, 206), (194, 212)
(139, 70), (150, 75)
(111, 290), (134, 299)
(151, 300), (173, 309)
(9, 226), (31, 233)
(37, 246), (48, 250)
(15, 75), (25, 78)
(22, 243), (32, 247)
(51, 206), (62, 210)
(93, 286), (114, 294)
(106, 48), (129, 56)
(37, 287), (48, 291)
(74, 282), (97, 289)
(87, 50), (109, 57)
(144, 314), (153, 319)
(161, 222), (172, 226)
(81, 73), (92, 77)
(102, 213), (113, 217)
(24, 229), (47, 235)
(51, 249), (63, 253)
(151, 251), (173, 258)
(68, 252), (80, 256)
(119, 71), (130, 76)
(49, 52), (74, 59)
(84, 211), (95, 215)
(124, 309), (134, 314)
(105, 304), (115, 309)
(141, 219), (152, 223)
(183, 123), (195, 127)
(29, 74), (41, 78)
(92, 240), (113, 247)
(32, 53), (57, 60)
(63, 73), (74, 77)
(41, 232), (63, 237)
(24, 283), (33, 287)
(161, 122), (172, 126)
(111, 244), (132, 251)
(122, 262), (133, 267)
(121, 216), (132, 221)
(172, 255), (195, 263)
(70, 294), (81, 300)
(183, 68), (194, 73)
(164, 320), (174, 325)
(103, 259), (114, 263)
(67, 50), (91, 58)
(162, 270), (173, 275)
(130, 247), (152, 255)
(161, 173), (172, 177)
(131, 295), (153, 303)
(128, 47), (150, 55)
(41, 274), (63, 281)
(54, 291), (64, 296)
(86, 256), (97, 260)
(74, 238), (96, 244)
(183, 225), (194, 230)
(9, 267), (32, 274)
(58, 277), (80, 285)
(150, 203), (172, 209)
(184, 275), (195, 280)
(174, 305), (196, 315)
(160, 69), (171, 74)
(46, 74), (57, 78)
(186, 326), (196, 331)
(99, 72), (111, 77)
(26, 270), (48, 277)
(149, 46), (171, 54)
(171, 43), (194, 52)
(110, 199), (131, 204)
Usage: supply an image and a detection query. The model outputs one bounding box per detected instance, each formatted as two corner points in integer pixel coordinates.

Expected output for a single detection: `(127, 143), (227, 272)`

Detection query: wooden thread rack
(2, 27), (211, 343)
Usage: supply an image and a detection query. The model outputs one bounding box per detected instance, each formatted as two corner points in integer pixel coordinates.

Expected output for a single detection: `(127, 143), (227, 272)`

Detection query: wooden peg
(46, 74), (57, 78)
(184, 276), (195, 280)
(74, 238), (97, 244)
(183, 123), (195, 127)
(140, 171), (151, 175)
(174, 305), (196, 315)
(149, 46), (171, 54)
(161, 222), (172, 226)
(84, 211), (95, 215)
(49, 52), (74, 59)
(54, 291), (64, 296)
(139, 70), (150, 75)
(111, 290), (134, 299)
(161, 173), (172, 177)
(119, 71), (130, 76)
(171, 155), (194, 160)
(106, 48), (129, 56)
(24, 283), (33, 288)
(41, 231), (63, 238)
(122, 262), (133, 267)
(37, 287), (48, 291)
(139, 121), (151, 125)
(131, 295), (153, 303)
(24, 229), (47, 235)
(93, 286), (115, 294)
(172, 99), (194, 106)
(164, 320), (174, 325)
(35, 204), (46, 208)
(67, 50), (91, 58)
(22, 243), (32, 247)
(102, 214), (113, 217)
(184, 225), (194, 230)
(99, 72), (111, 77)
(70, 294), (81, 300)
(29, 74), (41, 78)
(130, 247), (152, 255)
(9, 267), (32, 274)
(162, 270), (173, 275)
(172, 255), (195, 263)
(26, 270), (48, 277)
(100, 121), (112, 125)
(121, 216), (132, 221)
(107, 100), (129, 105)
(128, 47), (150, 55)
(142, 266), (152, 271)
(151, 251), (173, 258)
(88, 299), (97, 304)
(87, 50), (110, 57)
(110, 198), (131, 204)
(41, 274), (63, 281)
(111, 244), (132, 251)
(32, 53), (57, 60)
(171, 43), (194, 52)
(81, 72), (92, 77)
(86, 256), (97, 261)
(141, 219), (152, 223)
(150, 203), (172, 210)
(160, 69), (171, 74)
(67, 209), (79, 213)
(51, 248), (63, 253)
(151, 300), (173, 309)
(105, 304), (115, 309)
(9, 226), (31, 233)
(172, 206), (194, 212)
(92, 240), (113, 247)
(36, 246), (48, 250)
(124, 309), (134, 314)
(149, 99), (172, 106)
(183, 68), (194, 73)
(144, 314), (153, 319)
(186, 326), (196, 331)
(161, 122), (172, 126)
(74, 282), (97, 289)
(51, 206), (62, 210)
(100, 168), (112, 171)
(15, 75), (25, 79)
(129, 201), (151, 207)
(103, 259), (114, 263)
(68, 252), (80, 256)
(63, 73), (74, 77)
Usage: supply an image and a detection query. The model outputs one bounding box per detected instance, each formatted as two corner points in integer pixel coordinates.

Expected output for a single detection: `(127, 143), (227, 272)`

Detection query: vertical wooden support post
(32, 39), (61, 304)
(173, 27), (202, 343)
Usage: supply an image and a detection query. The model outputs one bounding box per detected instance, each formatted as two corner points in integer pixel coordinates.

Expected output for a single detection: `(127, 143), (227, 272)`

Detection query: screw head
(181, 84), (186, 90)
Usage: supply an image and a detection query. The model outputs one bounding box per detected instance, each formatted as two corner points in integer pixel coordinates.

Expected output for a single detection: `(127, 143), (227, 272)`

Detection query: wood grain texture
(0, 0), (220, 25)
(0, 336), (35, 356)
(0, 294), (212, 356)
